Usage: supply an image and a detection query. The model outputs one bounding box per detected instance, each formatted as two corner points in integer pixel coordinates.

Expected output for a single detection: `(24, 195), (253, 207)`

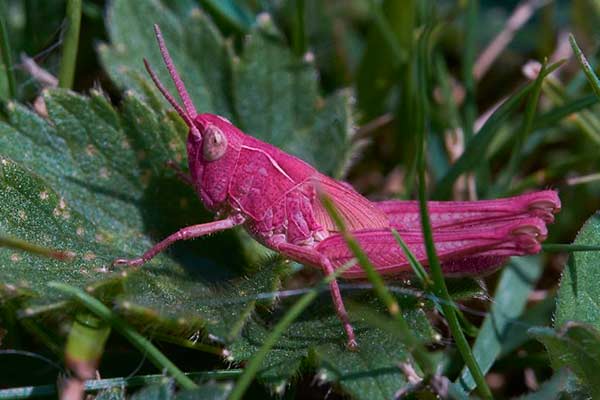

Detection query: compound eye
(202, 125), (228, 161)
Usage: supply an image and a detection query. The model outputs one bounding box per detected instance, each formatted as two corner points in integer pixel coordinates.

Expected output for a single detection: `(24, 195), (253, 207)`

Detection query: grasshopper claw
(346, 339), (359, 351)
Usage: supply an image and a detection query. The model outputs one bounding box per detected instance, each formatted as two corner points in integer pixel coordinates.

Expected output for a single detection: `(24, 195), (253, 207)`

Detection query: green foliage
(457, 256), (543, 393)
(0, 1), (432, 397)
(230, 298), (434, 399)
(99, 0), (357, 177)
(2, 0), (600, 398)
(514, 369), (571, 400)
(0, 89), (280, 339)
(556, 213), (600, 328)
(530, 323), (600, 399)
(525, 212), (600, 397)
(130, 379), (232, 400)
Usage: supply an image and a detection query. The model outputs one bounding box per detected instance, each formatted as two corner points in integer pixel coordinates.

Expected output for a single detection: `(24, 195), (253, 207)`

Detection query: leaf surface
(230, 296), (435, 399)
(0, 89), (278, 342)
(555, 212), (600, 328)
(100, 0), (357, 176)
(530, 323), (600, 399)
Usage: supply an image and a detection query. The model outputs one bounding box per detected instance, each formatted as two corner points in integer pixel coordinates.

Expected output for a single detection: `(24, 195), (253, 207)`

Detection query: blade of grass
(543, 244), (600, 252)
(200, 0), (253, 33)
(413, 24), (492, 399)
(456, 256), (542, 393)
(497, 295), (555, 358)
(391, 229), (478, 337)
(0, 0), (16, 98)
(391, 228), (432, 287)
(434, 60), (564, 199)
(291, 0), (306, 57)
(488, 59), (554, 196)
(507, 153), (598, 194)
(47, 282), (197, 390)
(58, 0), (82, 89)
(541, 74), (600, 145)
(367, 0), (407, 64)
(462, 0), (478, 142)
(152, 333), (226, 356)
(0, 370), (242, 399)
(531, 94), (597, 131)
(0, 235), (75, 261)
(228, 261), (354, 400)
(569, 34), (600, 98)
(435, 55), (462, 132)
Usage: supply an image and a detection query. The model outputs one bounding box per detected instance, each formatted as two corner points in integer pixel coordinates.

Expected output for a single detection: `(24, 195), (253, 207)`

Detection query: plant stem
(543, 244), (600, 252)
(489, 60), (549, 196)
(48, 282), (197, 390)
(58, 0), (82, 89)
(0, 0), (16, 98)
(462, 0), (478, 142)
(0, 370), (241, 399)
(414, 23), (492, 399)
(569, 34), (600, 98)
(417, 136), (492, 400)
(391, 228), (432, 287)
(292, 0), (306, 57)
(0, 235), (75, 261)
(368, 0), (405, 64)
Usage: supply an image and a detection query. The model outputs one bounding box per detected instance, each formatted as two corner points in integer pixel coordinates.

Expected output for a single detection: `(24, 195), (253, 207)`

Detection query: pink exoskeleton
(114, 25), (561, 349)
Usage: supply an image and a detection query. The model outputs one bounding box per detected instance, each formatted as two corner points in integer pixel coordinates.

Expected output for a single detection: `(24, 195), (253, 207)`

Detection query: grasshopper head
(144, 25), (243, 211)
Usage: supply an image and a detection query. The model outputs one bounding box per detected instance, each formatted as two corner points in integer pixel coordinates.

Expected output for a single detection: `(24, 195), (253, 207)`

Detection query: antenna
(144, 59), (194, 128)
(153, 24), (197, 119)
(144, 25), (201, 137)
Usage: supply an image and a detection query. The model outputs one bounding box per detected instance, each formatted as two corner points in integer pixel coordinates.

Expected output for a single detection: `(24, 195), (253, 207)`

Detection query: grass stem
(415, 22), (493, 399)
(58, 0), (82, 89)
(0, 0), (16, 98)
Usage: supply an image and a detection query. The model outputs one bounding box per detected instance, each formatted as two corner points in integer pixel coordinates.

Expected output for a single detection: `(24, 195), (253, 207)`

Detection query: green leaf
(569, 34), (600, 99)
(131, 380), (174, 400)
(130, 379), (233, 400)
(100, 0), (357, 176)
(456, 256), (543, 393)
(95, 387), (127, 400)
(514, 369), (571, 400)
(200, 0), (255, 33)
(531, 209), (600, 398)
(0, 89), (279, 343)
(356, 0), (412, 118)
(555, 212), (600, 328)
(433, 60), (565, 199)
(530, 323), (600, 399)
(230, 296), (434, 399)
(175, 382), (232, 400)
(232, 31), (316, 145)
(99, 0), (234, 118)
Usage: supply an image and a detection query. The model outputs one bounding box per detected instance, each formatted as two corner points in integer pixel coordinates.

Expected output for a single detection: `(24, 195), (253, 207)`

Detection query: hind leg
(275, 243), (357, 350)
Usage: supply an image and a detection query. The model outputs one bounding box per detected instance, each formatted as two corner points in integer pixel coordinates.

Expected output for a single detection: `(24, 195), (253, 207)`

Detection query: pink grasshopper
(115, 25), (561, 349)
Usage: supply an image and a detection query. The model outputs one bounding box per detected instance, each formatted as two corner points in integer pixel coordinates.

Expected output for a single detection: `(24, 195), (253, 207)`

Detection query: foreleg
(275, 242), (357, 350)
(113, 215), (244, 267)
